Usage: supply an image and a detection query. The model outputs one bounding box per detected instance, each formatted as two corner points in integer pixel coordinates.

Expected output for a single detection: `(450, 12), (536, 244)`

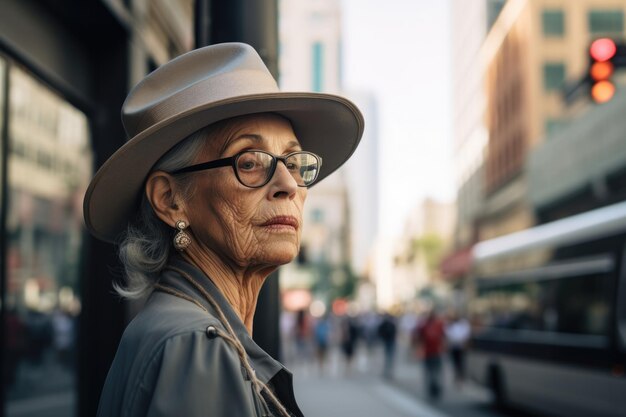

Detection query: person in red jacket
(413, 308), (446, 400)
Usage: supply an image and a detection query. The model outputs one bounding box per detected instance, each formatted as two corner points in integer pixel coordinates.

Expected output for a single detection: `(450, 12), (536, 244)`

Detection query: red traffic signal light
(588, 38), (618, 103)
(590, 38), (617, 62)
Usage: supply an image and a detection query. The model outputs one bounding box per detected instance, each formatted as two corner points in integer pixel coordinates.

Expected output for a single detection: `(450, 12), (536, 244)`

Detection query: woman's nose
(268, 161), (298, 199)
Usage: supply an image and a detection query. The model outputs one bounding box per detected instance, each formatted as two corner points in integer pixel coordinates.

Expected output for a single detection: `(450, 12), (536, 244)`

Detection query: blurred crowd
(4, 307), (77, 398)
(280, 306), (471, 400)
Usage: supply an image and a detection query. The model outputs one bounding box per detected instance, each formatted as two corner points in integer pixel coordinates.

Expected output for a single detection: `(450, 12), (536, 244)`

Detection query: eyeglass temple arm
(170, 157), (233, 175)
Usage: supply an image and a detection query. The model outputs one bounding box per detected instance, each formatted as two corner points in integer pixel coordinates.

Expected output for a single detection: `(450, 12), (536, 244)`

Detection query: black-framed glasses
(170, 150), (323, 188)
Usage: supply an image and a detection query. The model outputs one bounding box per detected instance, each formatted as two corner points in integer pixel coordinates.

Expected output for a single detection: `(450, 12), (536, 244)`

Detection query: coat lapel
(159, 258), (284, 385)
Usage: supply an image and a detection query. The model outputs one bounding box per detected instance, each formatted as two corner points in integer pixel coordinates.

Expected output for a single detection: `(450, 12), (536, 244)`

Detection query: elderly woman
(83, 43), (363, 417)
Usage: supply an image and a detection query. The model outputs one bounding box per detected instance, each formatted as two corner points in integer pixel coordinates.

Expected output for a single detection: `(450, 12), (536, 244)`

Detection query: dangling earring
(173, 220), (191, 251)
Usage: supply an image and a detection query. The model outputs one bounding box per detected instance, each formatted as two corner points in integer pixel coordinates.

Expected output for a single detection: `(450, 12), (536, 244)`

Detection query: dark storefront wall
(1, 1), (129, 416)
(2, 59), (92, 417)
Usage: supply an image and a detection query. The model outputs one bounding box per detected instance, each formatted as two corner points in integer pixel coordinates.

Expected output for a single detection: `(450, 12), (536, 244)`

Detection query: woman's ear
(145, 171), (187, 227)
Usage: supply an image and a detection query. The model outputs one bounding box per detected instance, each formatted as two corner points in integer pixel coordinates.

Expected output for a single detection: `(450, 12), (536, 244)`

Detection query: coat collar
(158, 257), (284, 385)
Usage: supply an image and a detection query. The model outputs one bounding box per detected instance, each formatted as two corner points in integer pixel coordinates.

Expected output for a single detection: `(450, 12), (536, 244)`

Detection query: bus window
(475, 272), (611, 336)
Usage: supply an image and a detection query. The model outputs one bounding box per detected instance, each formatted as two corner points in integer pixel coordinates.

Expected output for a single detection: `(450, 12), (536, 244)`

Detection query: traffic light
(588, 38), (626, 103)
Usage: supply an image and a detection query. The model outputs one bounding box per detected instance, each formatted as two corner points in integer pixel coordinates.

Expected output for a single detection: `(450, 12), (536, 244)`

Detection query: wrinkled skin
(146, 114), (307, 332)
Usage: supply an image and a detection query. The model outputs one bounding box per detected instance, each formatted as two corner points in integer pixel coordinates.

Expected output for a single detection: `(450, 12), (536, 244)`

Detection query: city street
(3, 1), (626, 415)
(295, 370), (448, 417)
(291, 342), (535, 417)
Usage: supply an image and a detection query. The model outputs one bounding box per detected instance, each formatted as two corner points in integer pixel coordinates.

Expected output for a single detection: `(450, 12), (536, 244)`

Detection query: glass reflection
(4, 65), (92, 417)
(474, 272), (610, 336)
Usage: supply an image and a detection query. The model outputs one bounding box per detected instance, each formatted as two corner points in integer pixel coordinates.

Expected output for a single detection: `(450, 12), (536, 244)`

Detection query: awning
(440, 246), (473, 279)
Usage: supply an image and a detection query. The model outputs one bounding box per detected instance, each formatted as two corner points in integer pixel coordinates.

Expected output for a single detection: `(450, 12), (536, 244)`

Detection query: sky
(340, 0), (454, 238)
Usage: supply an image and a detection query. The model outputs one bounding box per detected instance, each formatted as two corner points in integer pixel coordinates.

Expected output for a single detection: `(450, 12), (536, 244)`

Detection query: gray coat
(97, 259), (303, 417)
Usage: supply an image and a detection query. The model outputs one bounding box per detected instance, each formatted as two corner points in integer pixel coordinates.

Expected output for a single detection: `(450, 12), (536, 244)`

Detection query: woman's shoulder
(124, 290), (224, 349)
(98, 292), (240, 417)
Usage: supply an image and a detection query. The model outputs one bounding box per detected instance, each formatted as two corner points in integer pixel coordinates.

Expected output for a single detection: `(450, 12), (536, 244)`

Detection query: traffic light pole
(564, 38), (626, 105)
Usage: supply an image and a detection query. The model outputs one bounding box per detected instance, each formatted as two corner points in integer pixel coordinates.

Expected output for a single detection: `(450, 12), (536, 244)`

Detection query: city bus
(467, 200), (626, 417)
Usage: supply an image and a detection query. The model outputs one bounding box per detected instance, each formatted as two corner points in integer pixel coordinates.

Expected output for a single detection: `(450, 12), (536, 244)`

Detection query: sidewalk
(293, 368), (450, 417)
(290, 346), (451, 417)
(289, 342), (503, 417)
(389, 346), (505, 417)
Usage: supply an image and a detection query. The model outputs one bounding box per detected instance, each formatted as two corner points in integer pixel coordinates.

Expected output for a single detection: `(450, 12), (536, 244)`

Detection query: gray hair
(114, 128), (209, 299)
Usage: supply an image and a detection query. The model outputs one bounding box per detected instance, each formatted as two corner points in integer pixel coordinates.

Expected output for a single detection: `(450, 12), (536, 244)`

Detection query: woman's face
(184, 114), (308, 269)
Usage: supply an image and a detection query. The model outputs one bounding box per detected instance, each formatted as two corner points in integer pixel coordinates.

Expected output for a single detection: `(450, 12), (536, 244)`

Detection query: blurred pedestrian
(295, 309), (313, 361)
(446, 312), (471, 388)
(357, 310), (380, 371)
(413, 309), (446, 401)
(360, 310), (381, 351)
(280, 310), (297, 364)
(25, 309), (52, 365)
(314, 314), (331, 373)
(84, 42), (364, 417)
(4, 308), (25, 386)
(340, 315), (360, 374)
(51, 308), (75, 368)
(378, 312), (397, 379)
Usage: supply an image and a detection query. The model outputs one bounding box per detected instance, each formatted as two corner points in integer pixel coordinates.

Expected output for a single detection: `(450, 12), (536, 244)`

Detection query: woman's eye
(239, 160), (258, 170)
(239, 160), (261, 171)
(238, 153), (268, 171)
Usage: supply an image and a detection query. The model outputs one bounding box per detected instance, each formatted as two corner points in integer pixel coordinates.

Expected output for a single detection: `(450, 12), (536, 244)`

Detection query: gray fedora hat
(83, 42), (364, 243)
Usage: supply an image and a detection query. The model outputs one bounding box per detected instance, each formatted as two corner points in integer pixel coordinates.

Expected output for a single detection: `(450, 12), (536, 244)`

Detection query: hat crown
(122, 43), (279, 139)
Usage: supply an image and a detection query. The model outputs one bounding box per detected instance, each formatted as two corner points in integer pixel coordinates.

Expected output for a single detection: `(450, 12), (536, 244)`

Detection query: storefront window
(3, 65), (92, 417)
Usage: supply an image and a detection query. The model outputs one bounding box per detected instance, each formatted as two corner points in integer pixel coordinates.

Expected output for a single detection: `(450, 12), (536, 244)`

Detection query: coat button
(205, 325), (218, 338)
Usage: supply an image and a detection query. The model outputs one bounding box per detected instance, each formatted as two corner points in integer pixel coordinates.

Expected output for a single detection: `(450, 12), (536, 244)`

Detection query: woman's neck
(181, 247), (275, 334)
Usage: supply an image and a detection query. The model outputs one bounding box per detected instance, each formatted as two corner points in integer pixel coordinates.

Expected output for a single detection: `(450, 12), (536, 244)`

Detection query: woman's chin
(259, 242), (299, 265)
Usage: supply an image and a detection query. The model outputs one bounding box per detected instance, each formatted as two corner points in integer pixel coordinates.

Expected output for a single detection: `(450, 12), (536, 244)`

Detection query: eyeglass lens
(235, 151), (319, 187)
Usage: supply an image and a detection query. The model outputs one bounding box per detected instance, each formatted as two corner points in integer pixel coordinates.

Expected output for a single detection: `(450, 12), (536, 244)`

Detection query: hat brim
(83, 92), (364, 243)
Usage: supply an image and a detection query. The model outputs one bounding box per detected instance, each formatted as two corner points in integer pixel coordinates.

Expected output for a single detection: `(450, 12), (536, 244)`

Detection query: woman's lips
(260, 216), (299, 232)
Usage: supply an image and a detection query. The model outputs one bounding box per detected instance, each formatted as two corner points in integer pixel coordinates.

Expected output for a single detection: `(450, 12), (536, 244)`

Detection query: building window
(543, 63), (566, 91)
(588, 10), (624, 34)
(542, 10), (565, 36)
(311, 42), (324, 92)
